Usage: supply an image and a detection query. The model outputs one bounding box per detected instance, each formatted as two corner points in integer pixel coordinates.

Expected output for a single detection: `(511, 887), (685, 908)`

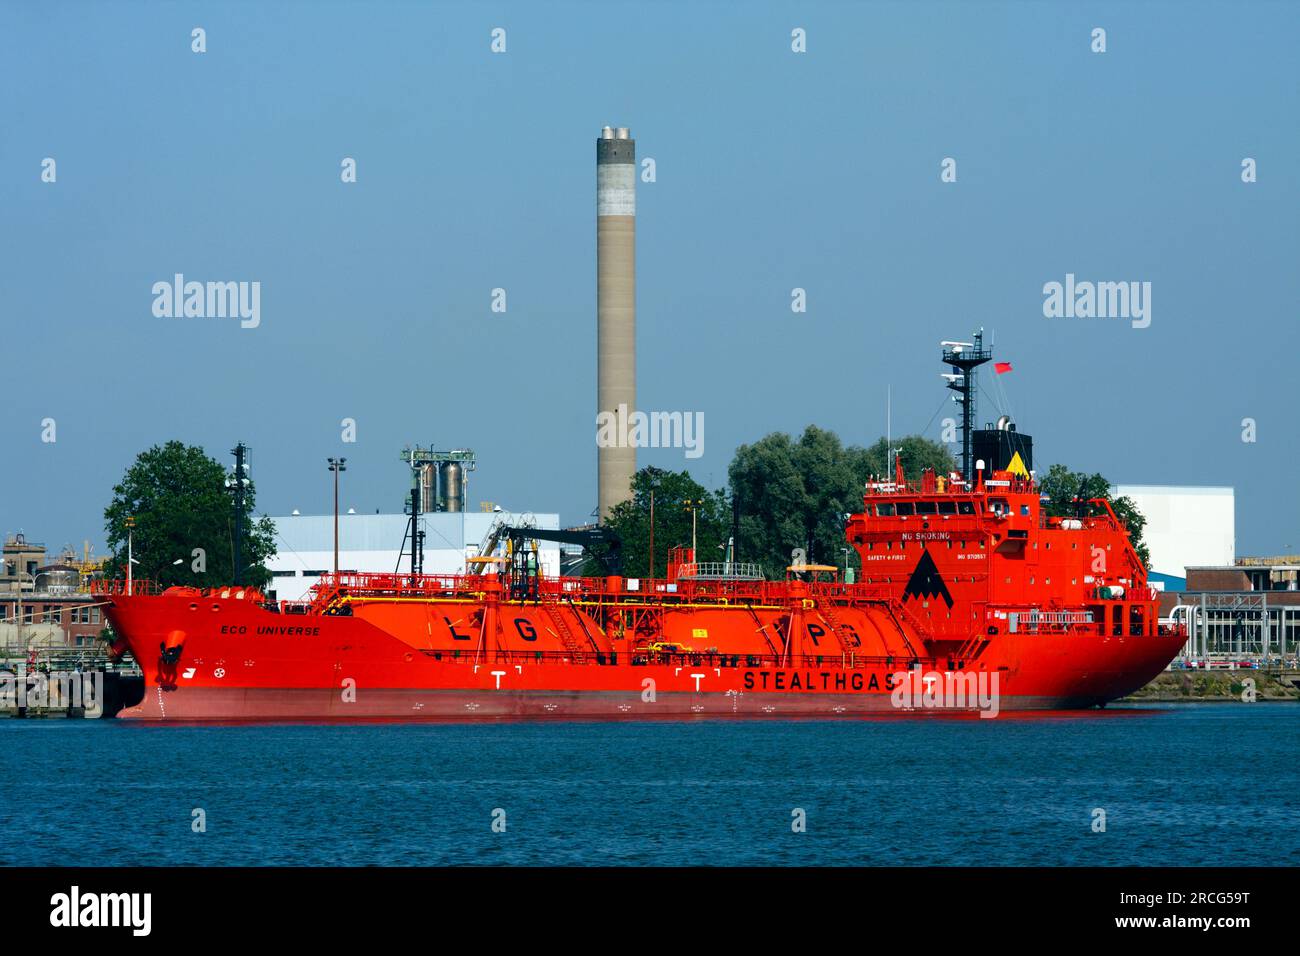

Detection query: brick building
(1, 535), (107, 650)
(1160, 558), (1300, 661)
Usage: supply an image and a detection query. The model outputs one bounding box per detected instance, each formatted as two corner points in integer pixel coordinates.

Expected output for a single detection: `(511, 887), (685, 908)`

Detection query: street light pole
(682, 498), (704, 562)
(648, 489), (655, 580)
(327, 458), (347, 575)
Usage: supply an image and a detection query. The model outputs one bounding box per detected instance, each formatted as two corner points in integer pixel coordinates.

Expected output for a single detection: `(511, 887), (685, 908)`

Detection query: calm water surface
(1, 704), (1296, 866)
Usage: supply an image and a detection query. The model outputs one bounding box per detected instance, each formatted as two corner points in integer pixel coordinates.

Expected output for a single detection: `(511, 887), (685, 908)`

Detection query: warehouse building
(1111, 484), (1235, 589)
(265, 510), (561, 601)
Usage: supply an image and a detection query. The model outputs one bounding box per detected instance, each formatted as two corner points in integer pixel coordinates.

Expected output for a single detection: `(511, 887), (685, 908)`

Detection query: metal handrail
(407, 647), (930, 670)
(91, 578), (163, 596)
(674, 561), (764, 580)
(297, 571), (904, 609)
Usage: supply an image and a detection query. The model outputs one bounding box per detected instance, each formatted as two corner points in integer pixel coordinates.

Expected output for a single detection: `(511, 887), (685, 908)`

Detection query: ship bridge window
(895, 502), (915, 516)
(957, 501), (975, 515)
(876, 503), (895, 516)
(916, 502), (937, 515)
(938, 502), (956, 515)
(1020, 504), (1030, 516)
(989, 498), (1009, 515)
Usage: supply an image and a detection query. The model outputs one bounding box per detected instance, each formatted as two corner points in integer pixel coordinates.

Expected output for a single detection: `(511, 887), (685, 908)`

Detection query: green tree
(104, 441), (277, 589)
(600, 467), (729, 578)
(1038, 463), (1151, 568)
(849, 435), (958, 483)
(728, 427), (954, 578)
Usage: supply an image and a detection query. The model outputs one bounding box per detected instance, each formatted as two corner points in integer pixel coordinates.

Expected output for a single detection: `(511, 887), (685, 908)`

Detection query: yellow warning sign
(1006, 451), (1029, 478)
(692, 628), (708, 639)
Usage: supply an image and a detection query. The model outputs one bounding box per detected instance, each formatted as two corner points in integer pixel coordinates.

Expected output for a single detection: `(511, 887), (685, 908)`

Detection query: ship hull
(118, 686), (1114, 720)
(102, 576), (1184, 722)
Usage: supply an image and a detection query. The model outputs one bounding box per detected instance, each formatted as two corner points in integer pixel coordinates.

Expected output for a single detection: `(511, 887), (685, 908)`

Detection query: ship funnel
(976, 417), (1033, 475)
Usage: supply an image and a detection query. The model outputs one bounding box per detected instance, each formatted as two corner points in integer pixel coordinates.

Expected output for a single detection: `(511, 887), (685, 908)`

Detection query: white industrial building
(264, 511), (560, 601)
(1112, 484), (1235, 588)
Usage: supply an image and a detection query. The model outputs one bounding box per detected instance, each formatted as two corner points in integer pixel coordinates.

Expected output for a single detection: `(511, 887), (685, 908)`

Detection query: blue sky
(2, 1), (1297, 558)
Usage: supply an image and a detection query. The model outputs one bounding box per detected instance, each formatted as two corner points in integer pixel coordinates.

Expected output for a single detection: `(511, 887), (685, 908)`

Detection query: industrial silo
(439, 462), (464, 513)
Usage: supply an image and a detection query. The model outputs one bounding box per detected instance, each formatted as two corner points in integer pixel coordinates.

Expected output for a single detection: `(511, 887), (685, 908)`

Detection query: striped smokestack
(597, 125), (636, 520)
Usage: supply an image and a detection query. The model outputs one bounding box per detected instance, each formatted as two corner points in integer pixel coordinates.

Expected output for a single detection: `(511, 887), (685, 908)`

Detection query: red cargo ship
(99, 334), (1185, 719)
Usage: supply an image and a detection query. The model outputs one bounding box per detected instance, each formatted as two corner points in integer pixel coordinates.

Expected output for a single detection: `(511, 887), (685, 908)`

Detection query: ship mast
(940, 330), (992, 482)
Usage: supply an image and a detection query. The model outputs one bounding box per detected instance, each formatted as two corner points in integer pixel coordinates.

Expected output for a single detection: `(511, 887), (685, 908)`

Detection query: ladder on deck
(882, 599), (925, 662)
(744, 604), (781, 657)
(953, 632), (988, 663)
(307, 581), (347, 615)
(949, 603), (990, 662)
(813, 598), (859, 655)
(538, 594), (590, 663)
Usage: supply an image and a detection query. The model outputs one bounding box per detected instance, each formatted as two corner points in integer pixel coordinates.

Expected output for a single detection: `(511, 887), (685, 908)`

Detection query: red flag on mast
(994, 362), (1013, 374)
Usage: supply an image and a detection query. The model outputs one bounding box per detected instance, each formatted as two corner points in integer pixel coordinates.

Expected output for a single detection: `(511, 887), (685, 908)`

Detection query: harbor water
(0, 704), (1295, 866)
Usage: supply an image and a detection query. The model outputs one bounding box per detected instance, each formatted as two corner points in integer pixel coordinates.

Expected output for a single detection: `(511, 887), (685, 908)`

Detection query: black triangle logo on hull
(902, 547), (954, 608)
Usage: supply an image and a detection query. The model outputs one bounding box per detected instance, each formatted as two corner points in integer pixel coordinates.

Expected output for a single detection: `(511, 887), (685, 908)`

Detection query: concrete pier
(1, 658), (142, 718)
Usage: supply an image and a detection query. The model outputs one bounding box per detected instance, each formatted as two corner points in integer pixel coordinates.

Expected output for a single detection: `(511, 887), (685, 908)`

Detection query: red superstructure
(99, 335), (1185, 720)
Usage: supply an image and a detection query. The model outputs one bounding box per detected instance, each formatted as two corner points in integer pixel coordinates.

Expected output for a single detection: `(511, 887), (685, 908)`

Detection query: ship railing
(1041, 514), (1122, 533)
(629, 577), (777, 603)
(988, 607), (1097, 635)
(308, 571), (484, 602)
(864, 475), (1036, 496)
(92, 579), (281, 600)
(987, 603), (1165, 637)
(627, 651), (915, 670)
(809, 581), (896, 601)
(539, 573), (894, 606)
(305, 571), (902, 610)
(1085, 584), (1161, 603)
(408, 648), (926, 670)
(1042, 498), (1130, 534)
(674, 562), (765, 581)
(89, 579), (163, 596)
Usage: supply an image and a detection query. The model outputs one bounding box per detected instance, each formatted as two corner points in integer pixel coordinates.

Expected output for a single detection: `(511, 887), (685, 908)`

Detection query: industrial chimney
(597, 125), (636, 520)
